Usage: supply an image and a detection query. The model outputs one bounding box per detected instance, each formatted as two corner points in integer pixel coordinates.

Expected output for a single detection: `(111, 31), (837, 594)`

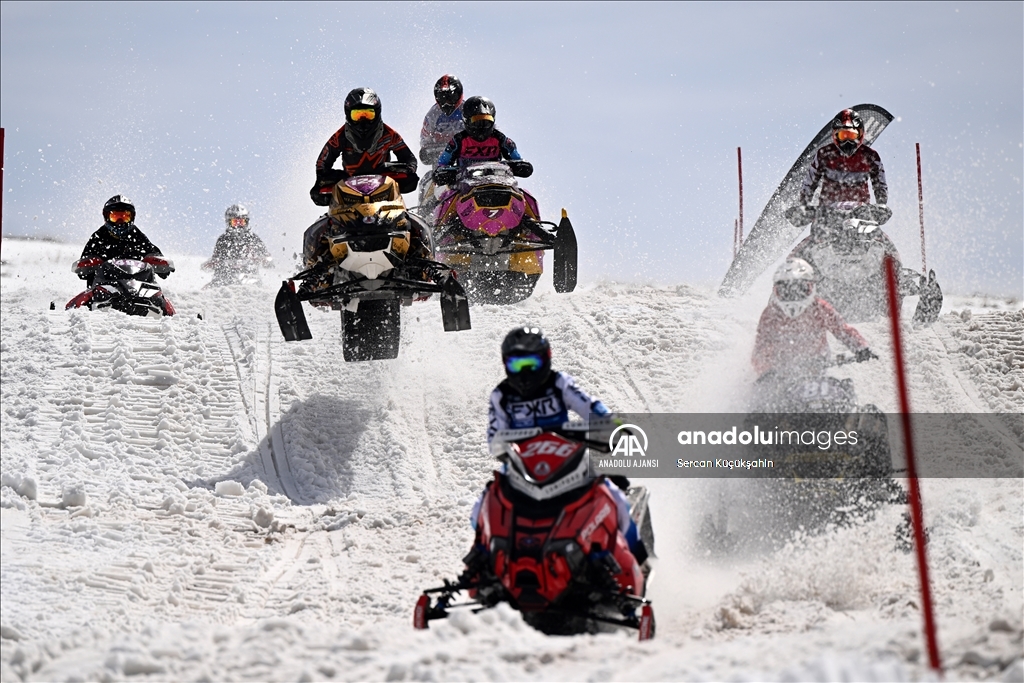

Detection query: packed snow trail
(1, 239), (1021, 681)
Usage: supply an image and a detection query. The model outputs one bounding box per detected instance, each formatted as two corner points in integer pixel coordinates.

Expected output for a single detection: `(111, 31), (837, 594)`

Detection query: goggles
(229, 217), (249, 227)
(835, 128), (861, 142)
(505, 354), (544, 374)
(774, 280), (814, 302)
(107, 210), (133, 223)
(349, 109), (376, 122)
(469, 113), (494, 124)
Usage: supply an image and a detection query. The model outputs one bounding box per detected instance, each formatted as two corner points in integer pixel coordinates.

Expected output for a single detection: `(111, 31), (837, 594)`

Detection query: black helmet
(102, 195), (136, 236)
(344, 87), (383, 147)
(831, 108), (864, 156)
(433, 74), (463, 116)
(463, 95), (496, 141)
(501, 326), (551, 396)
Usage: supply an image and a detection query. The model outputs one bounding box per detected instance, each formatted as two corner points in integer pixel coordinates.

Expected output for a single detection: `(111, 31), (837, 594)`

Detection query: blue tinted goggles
(505, 354), (544, 374)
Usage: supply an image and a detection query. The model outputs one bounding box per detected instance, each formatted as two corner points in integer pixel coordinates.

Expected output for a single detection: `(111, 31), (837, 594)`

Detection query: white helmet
(771, 257), (817, 318)
(225, 204), (249, 230)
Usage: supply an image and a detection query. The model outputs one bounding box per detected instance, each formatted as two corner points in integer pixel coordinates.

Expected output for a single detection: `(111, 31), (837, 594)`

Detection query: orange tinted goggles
(469, 113), (494, 123)
(229, 217), (248, 227)
(350, 109), (376, 122)
(108, 210), (133, 223)
(836, 128), (861, 142)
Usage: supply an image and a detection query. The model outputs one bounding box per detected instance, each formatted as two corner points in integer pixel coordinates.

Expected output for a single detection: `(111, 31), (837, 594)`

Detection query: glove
(433, 166), (456, 186)
(855, 348), (878, 363)
(784, 204), (814, 227)
(508, 160), (533, 178)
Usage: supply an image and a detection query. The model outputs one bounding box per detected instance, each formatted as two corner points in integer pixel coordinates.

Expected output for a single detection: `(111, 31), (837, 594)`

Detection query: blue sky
(1, 1), (1020, 295)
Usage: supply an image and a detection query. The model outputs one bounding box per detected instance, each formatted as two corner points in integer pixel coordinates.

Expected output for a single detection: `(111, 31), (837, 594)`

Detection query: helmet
(831, 108), (864, 156)
(501, 325), (552, 396)
(344, 87), (383, 148)
(771, 258), (817, 318)
(102, 195), (136, 236)
(433, 74), (463, 116)
(224, 204), (249, 230)
(462, 96), (496, 141)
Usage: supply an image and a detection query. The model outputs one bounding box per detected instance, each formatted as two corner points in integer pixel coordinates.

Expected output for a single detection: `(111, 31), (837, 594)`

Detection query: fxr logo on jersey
(508, 396), (562, 425)
(462, 142), (500, 158)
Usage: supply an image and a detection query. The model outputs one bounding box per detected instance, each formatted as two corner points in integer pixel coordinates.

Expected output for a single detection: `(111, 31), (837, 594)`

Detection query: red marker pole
(884, 255), (942, 674)
(737, 147), (744, 244)
(733, 218), (738, 259)
(1, 127), (5, 255)
(916, 143), (927, 275)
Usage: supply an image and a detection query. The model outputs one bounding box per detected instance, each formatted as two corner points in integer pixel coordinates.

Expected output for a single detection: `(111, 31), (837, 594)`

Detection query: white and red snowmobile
(429, 161), (578, 304)
(784, 203), (942, 323)
(65, 256), (176, 317)
(414, 420), (655, 640)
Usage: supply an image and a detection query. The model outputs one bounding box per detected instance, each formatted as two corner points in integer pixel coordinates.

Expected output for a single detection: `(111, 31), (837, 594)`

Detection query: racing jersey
(487, 371), (610, 444)
(752, 297), (868, 377)
(315, 123), (417, 178)
(798, 143), (888, 207)
(419, 103), (464, 166)
(435, 129), (522, 169)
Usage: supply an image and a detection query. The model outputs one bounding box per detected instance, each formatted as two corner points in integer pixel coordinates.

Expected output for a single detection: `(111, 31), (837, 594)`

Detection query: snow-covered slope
(1, 238), (1021, 682)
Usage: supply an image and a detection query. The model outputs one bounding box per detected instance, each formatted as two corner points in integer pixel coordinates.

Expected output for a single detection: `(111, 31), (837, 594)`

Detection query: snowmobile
(274, 173), (471, 361)
(700, 354), (901, 552)
(65, 256), (176, 317)
(430, 161), (578, 304)
(785, 203), (942, 323)
(720, 104), (942, 324)
(414, 420), (655, 641)
(202, 255), (271, 289)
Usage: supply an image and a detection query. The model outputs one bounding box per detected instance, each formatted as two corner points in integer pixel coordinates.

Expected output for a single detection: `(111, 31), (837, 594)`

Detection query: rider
(204, 204), (271, 276)
(312, 87), (419, 202)
(419, 74), (465, 167)
(752, 258), (875, 379)
(304, 87), (422, 270)
(472, 326), (646, 561)
(433, 96), (533, 185)
(75, 195), (174, 314)
(793, 108), (889, 232)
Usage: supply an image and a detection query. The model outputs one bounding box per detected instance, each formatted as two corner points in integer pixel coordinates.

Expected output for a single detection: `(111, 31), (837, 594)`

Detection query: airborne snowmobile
(720, 104), (942, 324)
(66, 256), (176, 317)
(274, 173), (470, 361)
(430, 161), (578, 304)
(414, 420), (655, 640)
(785, 203), (942, 323)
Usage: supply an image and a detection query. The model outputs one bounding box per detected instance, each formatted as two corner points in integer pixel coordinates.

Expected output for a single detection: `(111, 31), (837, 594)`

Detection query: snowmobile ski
(719, 104), (894, 297)
(275, 281), (312, 341)
(439, 274), (472, 332)
(553, 209), (578, 293)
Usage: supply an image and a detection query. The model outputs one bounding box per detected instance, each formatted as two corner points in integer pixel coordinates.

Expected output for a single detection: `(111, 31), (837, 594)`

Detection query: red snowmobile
(414, 421), (655, 640)
(65, 256), (176, 317)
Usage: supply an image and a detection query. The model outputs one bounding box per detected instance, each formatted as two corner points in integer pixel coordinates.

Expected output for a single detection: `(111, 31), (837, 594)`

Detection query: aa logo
(608, 424), (648, 458)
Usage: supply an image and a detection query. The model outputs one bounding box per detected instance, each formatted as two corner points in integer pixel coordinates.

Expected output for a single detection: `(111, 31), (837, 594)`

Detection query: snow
(1, 237), (1021, 682)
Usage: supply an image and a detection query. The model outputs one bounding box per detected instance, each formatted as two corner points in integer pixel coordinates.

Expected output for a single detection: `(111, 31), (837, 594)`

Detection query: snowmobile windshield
(505, 354), (544, 373)
(460, 162), (516, 188)
(774, 281), (814, 302)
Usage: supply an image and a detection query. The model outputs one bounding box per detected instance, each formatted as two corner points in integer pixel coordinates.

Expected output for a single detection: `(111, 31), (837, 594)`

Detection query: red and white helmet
(771, 257), (817, 318)
(831, 108), (864, 156)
